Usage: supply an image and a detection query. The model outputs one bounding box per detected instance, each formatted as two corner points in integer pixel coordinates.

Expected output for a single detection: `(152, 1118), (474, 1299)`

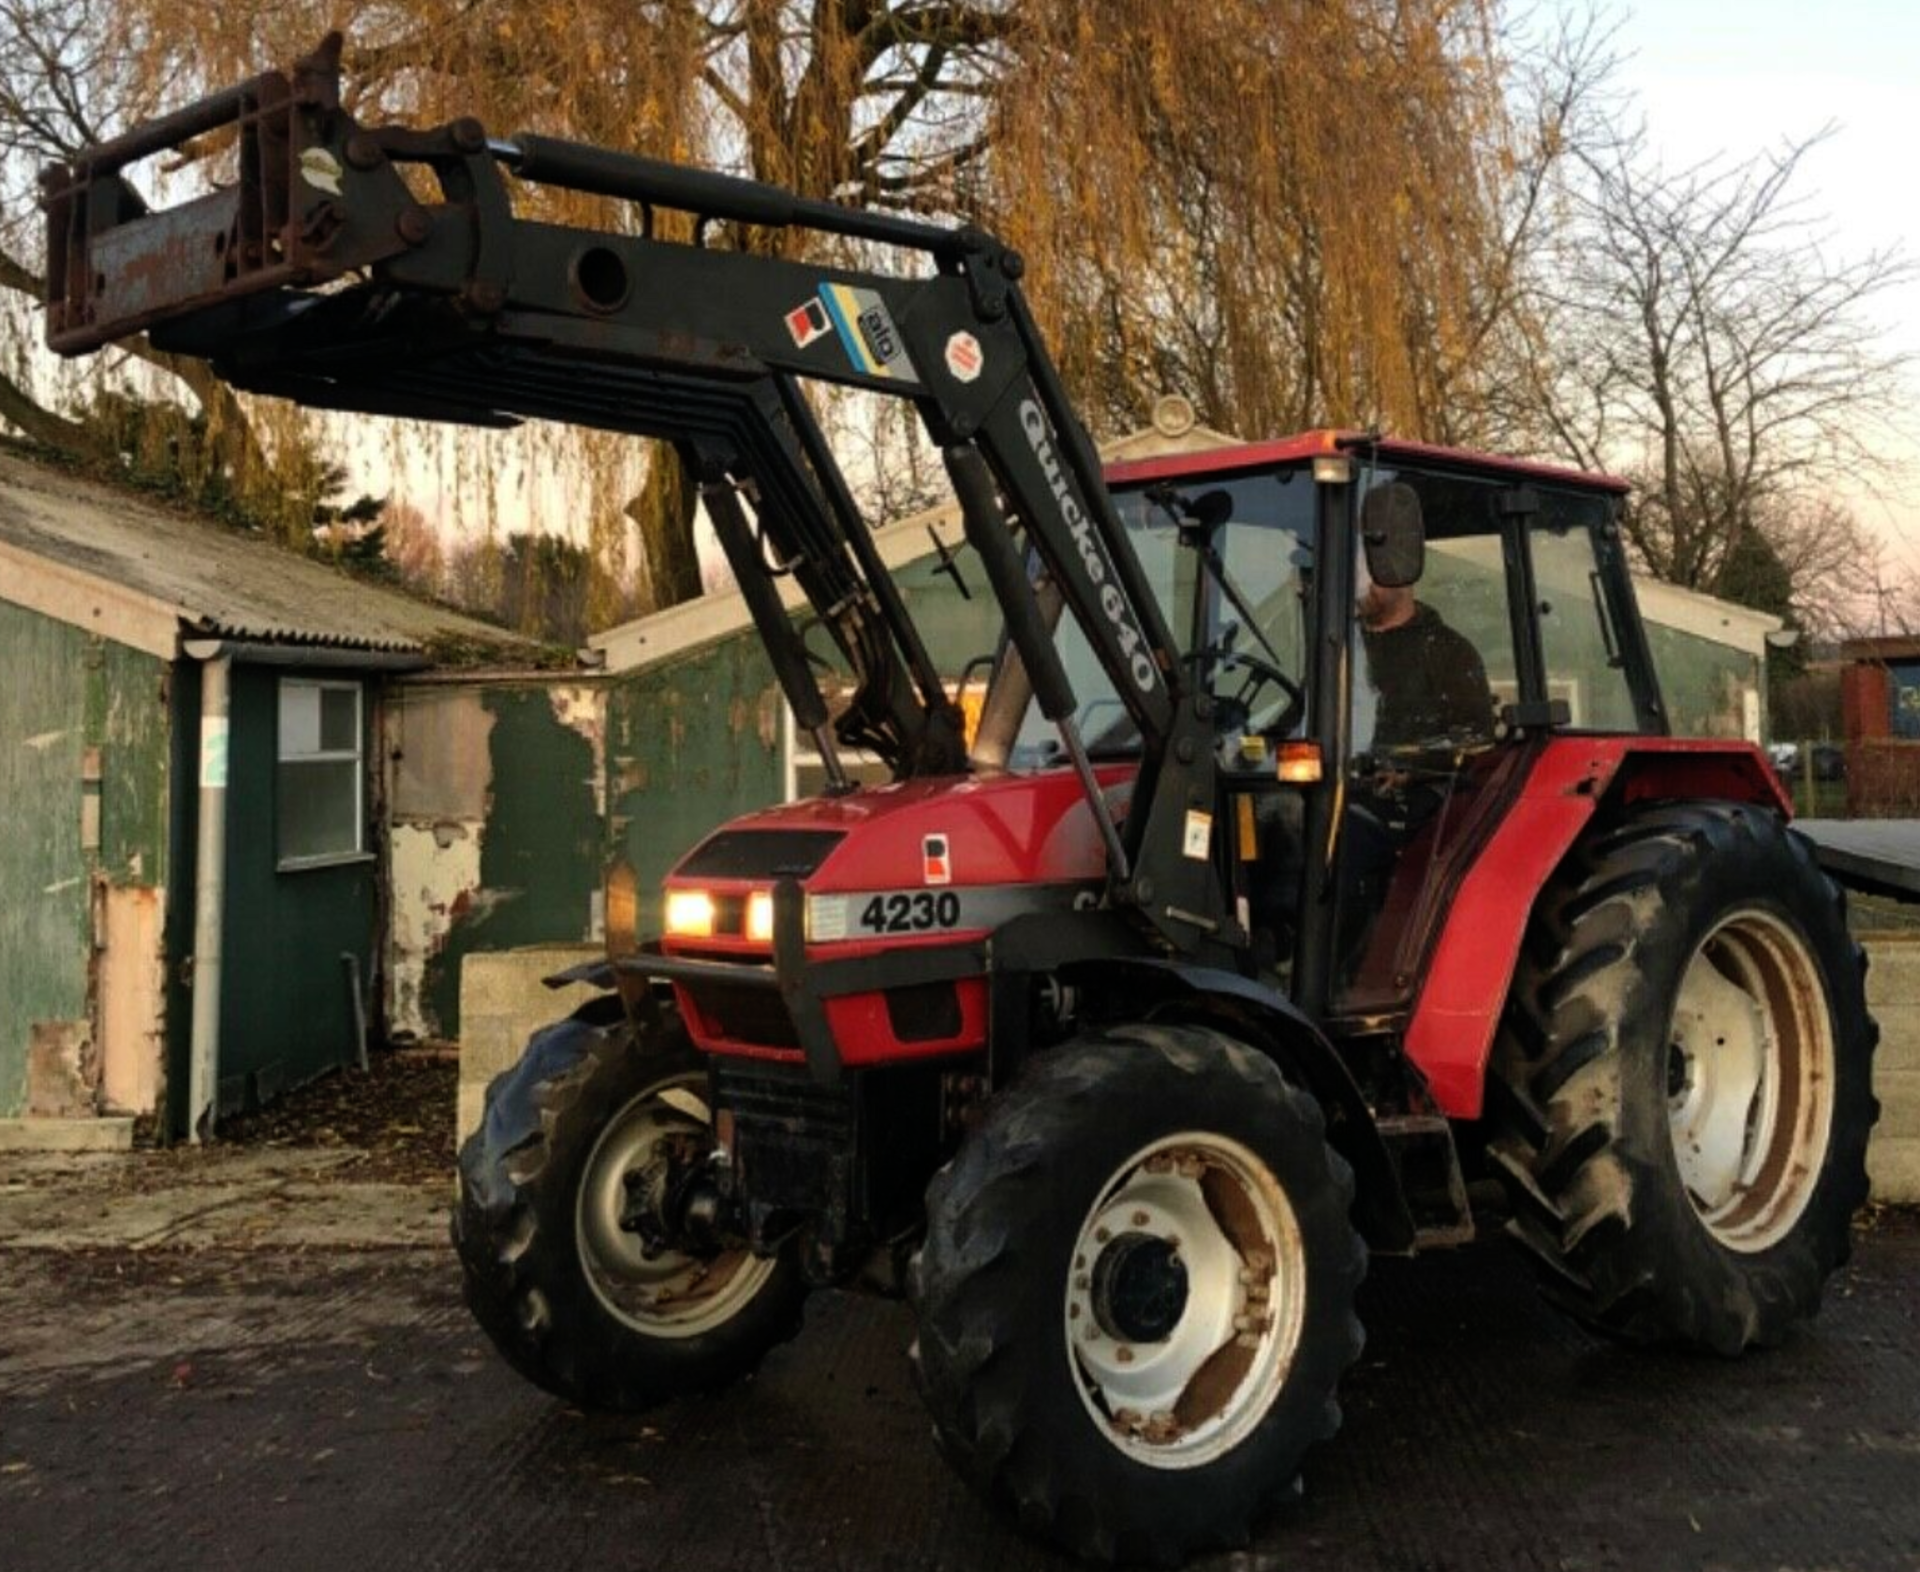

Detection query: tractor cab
(988, 434), (1660, 1020)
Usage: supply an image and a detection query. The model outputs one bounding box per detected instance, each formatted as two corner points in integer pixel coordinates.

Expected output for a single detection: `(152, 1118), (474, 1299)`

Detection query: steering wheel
(1208, 648), (1305, 739)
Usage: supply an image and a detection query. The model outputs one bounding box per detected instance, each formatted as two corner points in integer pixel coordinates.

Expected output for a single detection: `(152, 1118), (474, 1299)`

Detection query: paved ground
(1, 1144), (1915, 1572)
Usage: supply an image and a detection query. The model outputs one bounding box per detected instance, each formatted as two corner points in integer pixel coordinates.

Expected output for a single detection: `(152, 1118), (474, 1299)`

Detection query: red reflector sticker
(922, 833), (952, 886)
(945, 330), (984, 383)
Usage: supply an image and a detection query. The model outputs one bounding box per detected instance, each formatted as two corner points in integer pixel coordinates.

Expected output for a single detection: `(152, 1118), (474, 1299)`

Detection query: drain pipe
(185, 649), (231, 1142)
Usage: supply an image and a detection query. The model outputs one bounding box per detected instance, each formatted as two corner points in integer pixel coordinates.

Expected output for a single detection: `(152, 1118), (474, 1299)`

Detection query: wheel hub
(1091, 1232), (1189, 1344)
(575, 1072), (777, 1339)
(1665, 910), (1836, 1252)
(1064, 1136), (1306, 1469)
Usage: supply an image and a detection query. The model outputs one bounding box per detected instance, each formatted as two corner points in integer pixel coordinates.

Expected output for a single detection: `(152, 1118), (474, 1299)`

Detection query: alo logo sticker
(811, 282), (919, 380)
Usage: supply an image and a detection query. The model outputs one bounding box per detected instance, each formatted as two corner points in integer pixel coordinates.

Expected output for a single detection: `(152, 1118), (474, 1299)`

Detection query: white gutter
(185, 650), (230, 1142)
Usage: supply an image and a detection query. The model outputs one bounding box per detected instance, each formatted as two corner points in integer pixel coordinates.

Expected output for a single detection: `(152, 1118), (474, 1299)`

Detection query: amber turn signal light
(1276, 742), (1323, 784)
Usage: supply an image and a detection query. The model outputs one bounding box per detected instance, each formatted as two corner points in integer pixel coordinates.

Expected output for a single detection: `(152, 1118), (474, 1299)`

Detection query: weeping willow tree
(3, 0), (1583, 623)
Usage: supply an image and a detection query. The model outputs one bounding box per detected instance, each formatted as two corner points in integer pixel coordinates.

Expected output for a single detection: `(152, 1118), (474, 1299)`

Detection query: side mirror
(1361, 482), (1424, 589)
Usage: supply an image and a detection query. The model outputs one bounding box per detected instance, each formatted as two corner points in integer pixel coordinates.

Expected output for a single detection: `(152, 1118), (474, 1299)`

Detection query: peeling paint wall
(387, 686), (494, 1038)
(0, 598), (169, 1120)
(384, 681), (607, 1041)
(607, 639), (786, 944)
(98, 884), (165, 1114)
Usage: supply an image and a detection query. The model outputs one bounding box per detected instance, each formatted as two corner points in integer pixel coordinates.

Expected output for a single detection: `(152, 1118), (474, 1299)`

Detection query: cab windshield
(1008, 465), (1317, 767)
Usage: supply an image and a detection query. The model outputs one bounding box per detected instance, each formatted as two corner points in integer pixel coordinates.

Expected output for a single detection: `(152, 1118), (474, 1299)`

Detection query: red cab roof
(1102, 429), (1631, 495)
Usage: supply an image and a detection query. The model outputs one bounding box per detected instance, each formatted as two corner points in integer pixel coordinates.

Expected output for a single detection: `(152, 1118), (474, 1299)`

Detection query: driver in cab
(1339, 485), (1497, 978)
(1358, 575), (1494, 753)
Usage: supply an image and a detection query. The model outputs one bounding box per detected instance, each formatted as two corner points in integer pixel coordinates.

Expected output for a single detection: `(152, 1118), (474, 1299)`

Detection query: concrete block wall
(1864, 935), (1920, 1203)
(456, 945), (606, 1143)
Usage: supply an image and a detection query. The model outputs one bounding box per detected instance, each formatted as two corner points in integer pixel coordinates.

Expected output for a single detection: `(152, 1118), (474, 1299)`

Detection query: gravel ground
(2, 1209), (1915, 1572)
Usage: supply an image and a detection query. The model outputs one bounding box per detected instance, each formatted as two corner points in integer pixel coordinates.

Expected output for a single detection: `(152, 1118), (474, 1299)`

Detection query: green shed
(0, 445), (529, 1144)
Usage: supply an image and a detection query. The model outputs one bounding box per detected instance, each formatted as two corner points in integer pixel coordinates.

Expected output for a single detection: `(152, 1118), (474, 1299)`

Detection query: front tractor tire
(913, 1023), (1366, 1564)
(1491, 800), (1878, 1353)
(454, 999), (805, 1410)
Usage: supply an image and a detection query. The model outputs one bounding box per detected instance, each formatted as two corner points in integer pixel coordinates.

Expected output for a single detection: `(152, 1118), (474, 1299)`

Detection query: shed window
(278, 679), (364, 867)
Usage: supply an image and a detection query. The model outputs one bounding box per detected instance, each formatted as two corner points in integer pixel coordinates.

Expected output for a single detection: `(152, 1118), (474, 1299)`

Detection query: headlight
(746, 890), (775, 943)
(664, 889), (715, 937)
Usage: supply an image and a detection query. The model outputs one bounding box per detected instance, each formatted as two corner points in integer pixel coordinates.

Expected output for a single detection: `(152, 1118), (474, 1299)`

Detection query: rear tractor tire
(912, 1023), (1366, 1564)
(453, 999), (806, 1410)
(1490, 800), (1877, 1352)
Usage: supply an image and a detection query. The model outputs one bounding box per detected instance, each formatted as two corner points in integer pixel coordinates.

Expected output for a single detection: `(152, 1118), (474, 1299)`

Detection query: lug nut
(1131, 1210), (1150, 1227)
(1115, 1345), (1134, 1364)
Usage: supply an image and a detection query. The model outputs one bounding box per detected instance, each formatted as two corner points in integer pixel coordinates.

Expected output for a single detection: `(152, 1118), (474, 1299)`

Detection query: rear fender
(1062, 957), (1416, 1253)
(1403, 737), (1786, 1120)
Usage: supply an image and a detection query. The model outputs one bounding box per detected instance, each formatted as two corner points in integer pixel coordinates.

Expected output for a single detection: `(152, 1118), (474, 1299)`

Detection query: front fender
(1062, 957), (1416, 1253)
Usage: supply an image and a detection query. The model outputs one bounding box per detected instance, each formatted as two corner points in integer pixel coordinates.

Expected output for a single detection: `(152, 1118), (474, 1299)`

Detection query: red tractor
(47, 38), (1877, 1563)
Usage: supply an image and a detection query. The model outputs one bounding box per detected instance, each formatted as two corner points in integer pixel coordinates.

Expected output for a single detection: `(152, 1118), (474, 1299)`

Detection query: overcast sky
(1608, 0), (1920, 565)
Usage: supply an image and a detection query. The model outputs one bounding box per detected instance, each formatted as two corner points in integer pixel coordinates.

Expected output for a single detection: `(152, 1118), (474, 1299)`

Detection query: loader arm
(42, 34), (1233, 955)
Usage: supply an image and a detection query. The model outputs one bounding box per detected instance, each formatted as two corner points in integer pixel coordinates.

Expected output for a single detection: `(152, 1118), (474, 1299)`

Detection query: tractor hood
(667, 765), (1136, 897)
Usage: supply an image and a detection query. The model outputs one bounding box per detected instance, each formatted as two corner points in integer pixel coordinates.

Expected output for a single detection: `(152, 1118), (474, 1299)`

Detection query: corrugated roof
(0, 447), (535, 659)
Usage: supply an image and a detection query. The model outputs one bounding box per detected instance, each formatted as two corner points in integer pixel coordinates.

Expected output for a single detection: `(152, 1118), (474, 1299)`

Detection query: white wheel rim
(574, 1072), (777, 1339)
(1667, 909), (1836, 1254)
(1064, 1133), (1307, 1469)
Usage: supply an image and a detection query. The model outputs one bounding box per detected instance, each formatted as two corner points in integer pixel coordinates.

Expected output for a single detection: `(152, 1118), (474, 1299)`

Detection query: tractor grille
(712, 1059), (854, 1216)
